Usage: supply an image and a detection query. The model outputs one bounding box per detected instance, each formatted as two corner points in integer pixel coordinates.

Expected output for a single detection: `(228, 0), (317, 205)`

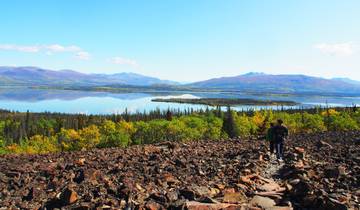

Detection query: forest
(0, 105), (359, 155)
(151, 97), (298, 106)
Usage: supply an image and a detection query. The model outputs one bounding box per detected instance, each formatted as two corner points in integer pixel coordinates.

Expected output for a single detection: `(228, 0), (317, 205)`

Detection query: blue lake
(0, 88), (359, 114)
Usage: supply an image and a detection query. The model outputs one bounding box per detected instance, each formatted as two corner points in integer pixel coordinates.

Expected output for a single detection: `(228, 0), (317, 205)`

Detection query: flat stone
(186, 201), (243, 210)
(223, 192), (247, 204)
(145, 201), (163, 210)
(265, 207), (293, 210)
(250, 196), (276, 209)
(193, 186), (210, 197)
(257, 182), (280, 192)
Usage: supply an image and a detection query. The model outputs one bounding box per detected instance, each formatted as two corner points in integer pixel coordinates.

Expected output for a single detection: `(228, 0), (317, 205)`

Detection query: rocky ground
(0, 131), (359, 210)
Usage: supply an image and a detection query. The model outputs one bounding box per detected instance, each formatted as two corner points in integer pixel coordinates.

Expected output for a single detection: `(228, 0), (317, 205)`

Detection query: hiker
(273, 119), (288, 161)
(266, 122), (275, 156)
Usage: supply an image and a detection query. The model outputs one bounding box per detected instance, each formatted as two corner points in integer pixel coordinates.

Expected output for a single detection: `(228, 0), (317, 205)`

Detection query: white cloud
(45, 44), (81, 53)
(0, 44), (90, 60)
(314, 42), (357, 56)
(110, 56), (139, 67)
(75, 51), (91, 60)
(0, 44), (40, 52)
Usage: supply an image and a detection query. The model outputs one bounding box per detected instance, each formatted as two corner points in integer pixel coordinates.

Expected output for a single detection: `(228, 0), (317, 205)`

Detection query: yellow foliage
(22, 146), (37, 154)
(101, 120), (116, 134)
(58, 128), (81, 151)
(79, 125), (100, 149)
(117, 120), (135, 134)
(252, 111), (266, 127)
(6, 144), (20, 153)
(321, 109), (340, 116)
(28, 135), (59, 154)
(67, 129), (81, 140)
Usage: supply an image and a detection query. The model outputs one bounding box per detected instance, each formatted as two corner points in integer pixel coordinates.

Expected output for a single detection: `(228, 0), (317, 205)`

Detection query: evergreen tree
(166, 109), (173, 121)
(25, 110), (30, 138)
(222, 106), (236, 138)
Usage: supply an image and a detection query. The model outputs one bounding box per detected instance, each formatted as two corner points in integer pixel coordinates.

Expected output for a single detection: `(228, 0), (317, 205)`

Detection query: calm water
(0, 88), (360, 114)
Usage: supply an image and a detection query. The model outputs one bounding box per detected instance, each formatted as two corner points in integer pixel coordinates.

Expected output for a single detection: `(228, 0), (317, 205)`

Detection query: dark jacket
(266, 127), (274, 142)
(273, 125), (288, 143)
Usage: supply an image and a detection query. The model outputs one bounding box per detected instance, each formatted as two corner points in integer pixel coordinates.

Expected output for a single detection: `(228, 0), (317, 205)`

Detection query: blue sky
(0, 0), (359, 82)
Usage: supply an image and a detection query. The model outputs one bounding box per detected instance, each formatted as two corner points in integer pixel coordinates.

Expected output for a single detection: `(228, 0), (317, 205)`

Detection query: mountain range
(0, 66), (177, 86)
(189, 72), (360, 94)
(1, 66), (360, 95)
(332, 77), (360, 86)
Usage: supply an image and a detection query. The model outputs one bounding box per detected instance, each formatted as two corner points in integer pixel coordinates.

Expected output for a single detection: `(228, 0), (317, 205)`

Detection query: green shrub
(328, 113), (359, 131)
(179, 116), (207, 140)
(166, 119), (190, 141)
(0, 121), (6, 154)
(98, 120), (133, 148)
(301, 112), (326, 133)
(234, 114), (258, 137)
(132, 121), (151, 145)
(203, 114), (223, 140)
(0, 139), (7, 155)
(351, 110), (360, 127)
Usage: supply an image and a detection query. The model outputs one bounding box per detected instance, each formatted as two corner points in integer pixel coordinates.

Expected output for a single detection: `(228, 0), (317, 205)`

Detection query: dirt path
(261, 155), (285, 180)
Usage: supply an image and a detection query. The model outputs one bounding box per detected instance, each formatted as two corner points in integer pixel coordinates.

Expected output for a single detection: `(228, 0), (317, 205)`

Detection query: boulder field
(0, 131), (359, 209)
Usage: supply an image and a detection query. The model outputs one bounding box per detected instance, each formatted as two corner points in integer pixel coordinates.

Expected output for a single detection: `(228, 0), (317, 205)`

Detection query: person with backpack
(266, 122), (275, 156)
(273, 119), (288, 161)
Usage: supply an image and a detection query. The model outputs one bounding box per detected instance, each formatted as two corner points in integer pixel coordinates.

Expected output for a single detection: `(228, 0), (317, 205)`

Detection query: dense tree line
(0, 105), (359, 155)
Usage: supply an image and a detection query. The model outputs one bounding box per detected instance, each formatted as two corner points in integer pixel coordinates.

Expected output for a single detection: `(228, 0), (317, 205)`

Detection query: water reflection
(0, 88), (359, 114)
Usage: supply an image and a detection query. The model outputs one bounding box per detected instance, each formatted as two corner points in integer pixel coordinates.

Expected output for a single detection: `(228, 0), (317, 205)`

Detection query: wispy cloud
(75, 51), (91, 60)
(44, 44), (81, 53)
(0, 44), (40, 53)
(314, 42), (357, 56)
(110, 56), (139, 67)
(0, 44), (90, 60)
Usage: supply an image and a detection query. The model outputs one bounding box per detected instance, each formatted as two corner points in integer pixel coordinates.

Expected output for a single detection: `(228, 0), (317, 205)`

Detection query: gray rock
(250, 195), (276, 208)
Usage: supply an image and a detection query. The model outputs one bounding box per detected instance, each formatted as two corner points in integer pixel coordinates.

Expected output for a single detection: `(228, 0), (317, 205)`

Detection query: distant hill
(2, 67), (360, 95)
(332, 77), (360, 86)
(0, 66), (178, 86)
(189, 72), (360, 94)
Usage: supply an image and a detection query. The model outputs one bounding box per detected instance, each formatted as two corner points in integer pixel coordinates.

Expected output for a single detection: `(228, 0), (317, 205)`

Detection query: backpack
(274, 125), (287, 143)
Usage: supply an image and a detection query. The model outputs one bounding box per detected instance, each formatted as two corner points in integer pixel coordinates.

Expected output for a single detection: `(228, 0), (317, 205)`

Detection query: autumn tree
(79, 125), (100, 149)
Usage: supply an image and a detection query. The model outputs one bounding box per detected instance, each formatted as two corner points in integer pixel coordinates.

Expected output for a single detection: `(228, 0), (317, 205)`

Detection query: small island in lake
(151, 98), (299, 106)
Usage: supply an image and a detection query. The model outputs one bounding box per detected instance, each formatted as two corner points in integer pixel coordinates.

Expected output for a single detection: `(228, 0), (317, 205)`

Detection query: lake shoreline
(2, 85), (360, 97)
(152, 97), (299, 106)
